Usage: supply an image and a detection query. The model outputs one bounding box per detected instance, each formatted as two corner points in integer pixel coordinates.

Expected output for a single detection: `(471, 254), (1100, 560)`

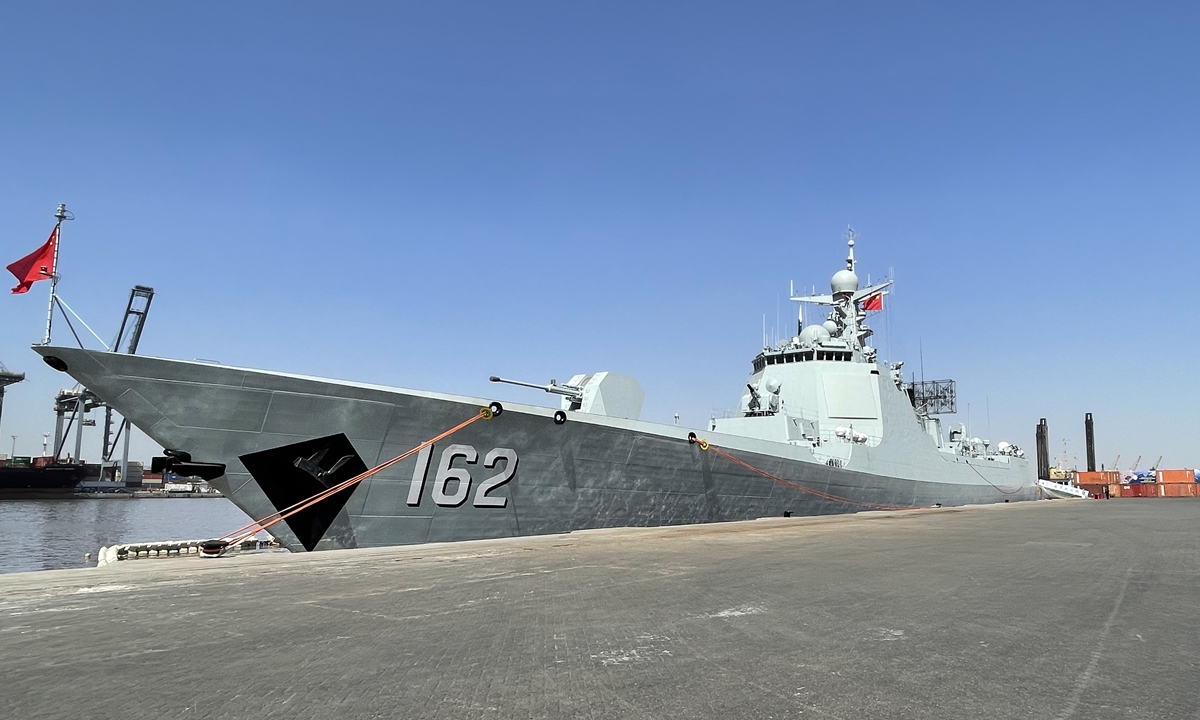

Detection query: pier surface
(2, 499), (1198, 719)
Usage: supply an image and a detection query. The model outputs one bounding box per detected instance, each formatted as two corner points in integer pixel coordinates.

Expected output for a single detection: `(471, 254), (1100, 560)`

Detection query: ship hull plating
(33, 347), (1037, 552)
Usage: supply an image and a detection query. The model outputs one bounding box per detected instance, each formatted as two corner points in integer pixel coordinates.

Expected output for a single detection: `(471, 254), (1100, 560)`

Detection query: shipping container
(1076, 471), (1120, 485)
(1159, 483), (1200, 497)
(1108, 484), (1122, 498)
(1078, 483), (1108, 499)
(1156, 469), (1196, 484)
(1120, 484), (1158, 498)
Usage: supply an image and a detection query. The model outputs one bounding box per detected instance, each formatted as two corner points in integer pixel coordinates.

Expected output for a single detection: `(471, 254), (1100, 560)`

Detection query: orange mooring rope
(214, 405), (498, 549)
(688, 435), (921, 512)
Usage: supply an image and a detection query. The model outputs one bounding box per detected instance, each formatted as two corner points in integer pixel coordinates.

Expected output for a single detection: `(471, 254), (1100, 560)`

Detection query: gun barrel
(489, 376), (583, 399)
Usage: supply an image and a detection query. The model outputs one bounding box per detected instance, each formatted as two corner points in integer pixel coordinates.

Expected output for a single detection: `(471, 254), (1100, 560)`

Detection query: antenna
(886, 265), (894, 362)
(919, 337), (925, 384)
(845, 225), (857, 271)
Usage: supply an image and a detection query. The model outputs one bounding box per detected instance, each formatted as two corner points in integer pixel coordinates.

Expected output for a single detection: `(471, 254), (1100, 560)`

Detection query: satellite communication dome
(799, 325), (831, 346)
(822, 320), (839, 336)
(764, 378), (782, 394)
(831, 269), (859, 294)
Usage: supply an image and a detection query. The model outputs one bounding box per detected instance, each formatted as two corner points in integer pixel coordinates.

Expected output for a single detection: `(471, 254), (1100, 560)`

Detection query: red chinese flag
(7, 227), (58, 294)
(862, 292), (883, 311)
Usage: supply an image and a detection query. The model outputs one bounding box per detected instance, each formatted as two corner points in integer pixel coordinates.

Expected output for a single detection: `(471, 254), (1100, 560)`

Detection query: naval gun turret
(490, 372), (644, 421)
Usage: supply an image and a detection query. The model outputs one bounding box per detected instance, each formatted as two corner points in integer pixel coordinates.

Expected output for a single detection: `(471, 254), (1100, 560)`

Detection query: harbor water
(0, 498), (256, 574)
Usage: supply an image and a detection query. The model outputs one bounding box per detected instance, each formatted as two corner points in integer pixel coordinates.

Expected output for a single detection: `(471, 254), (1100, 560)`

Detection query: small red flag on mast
(6, 227), (58, 294)
(862, 292), (884, 312)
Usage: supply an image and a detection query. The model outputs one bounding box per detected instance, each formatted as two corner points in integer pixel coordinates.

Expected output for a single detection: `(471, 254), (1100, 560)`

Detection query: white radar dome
(831, 269), (859, 295)
(799, 325), (831, 346)
(764, 378), (782, 394)
(822, 320), (839, 336)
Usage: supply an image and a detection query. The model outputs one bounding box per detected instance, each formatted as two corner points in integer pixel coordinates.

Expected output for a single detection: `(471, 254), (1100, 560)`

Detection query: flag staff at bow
(43, 204), (71, 344)
(5, 204), (72, 344)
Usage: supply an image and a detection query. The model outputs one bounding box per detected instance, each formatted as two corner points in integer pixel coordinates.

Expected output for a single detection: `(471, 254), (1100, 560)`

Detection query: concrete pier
(2, 500), (1198, 719)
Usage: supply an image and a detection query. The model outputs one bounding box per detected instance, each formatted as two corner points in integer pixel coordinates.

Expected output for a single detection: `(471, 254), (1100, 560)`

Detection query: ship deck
(2, 499), (1197, 719)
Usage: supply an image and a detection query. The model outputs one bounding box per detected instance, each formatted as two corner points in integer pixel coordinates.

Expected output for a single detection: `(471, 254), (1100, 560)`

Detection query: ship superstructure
(713, 230), (1026, 472)
(33, 230), (1036, 552)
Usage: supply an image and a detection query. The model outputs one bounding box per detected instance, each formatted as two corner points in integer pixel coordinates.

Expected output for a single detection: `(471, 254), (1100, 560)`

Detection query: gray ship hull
(33, 346), (1037, 552)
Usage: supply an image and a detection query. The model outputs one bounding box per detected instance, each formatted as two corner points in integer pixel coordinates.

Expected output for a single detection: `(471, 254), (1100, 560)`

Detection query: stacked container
(1117, 484), (1160, 498)
(1156, 469), (1196, 484)
(1076, 471), (1119, 499)
(1153, 470), (1199, 497)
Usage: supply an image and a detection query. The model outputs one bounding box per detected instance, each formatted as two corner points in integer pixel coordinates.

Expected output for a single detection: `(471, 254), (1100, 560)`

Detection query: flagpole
(43, 204), (67, 345)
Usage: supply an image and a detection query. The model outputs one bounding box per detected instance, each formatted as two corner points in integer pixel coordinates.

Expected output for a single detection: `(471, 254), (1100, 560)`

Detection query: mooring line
(209, 404), (501, 551)
(963, 456), (1027, 495)
(688, 434), (920, 511)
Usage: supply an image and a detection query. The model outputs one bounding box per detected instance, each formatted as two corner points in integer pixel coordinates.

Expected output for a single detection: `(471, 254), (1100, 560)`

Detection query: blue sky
(1, 2), (1197, 470)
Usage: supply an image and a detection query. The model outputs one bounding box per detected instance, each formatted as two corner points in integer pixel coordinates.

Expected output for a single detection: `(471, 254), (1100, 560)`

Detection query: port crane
(50, 285), (154, 481)
(0, 360), (25, 445)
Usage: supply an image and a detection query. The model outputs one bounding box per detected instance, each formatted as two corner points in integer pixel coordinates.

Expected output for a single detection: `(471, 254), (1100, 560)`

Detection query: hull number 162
(406, 444), (518, 509)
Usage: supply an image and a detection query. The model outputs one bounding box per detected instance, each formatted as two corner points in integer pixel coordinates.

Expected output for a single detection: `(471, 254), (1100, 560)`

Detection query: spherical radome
(822, 320), (839, 336)
(800, 325), (831, 346)
(831, 269), (859, 294)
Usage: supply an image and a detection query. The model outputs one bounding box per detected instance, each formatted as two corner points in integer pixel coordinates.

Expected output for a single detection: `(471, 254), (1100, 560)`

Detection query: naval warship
(34, 232), (1036, 552)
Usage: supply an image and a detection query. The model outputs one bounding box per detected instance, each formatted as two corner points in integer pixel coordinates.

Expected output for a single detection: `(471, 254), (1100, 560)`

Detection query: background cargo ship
(0, 457), (87, 499)
(0, 361), (86, 498)
(34, 232), (1036, 552)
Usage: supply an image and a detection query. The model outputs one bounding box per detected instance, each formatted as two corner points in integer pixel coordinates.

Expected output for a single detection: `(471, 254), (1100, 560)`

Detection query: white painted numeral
(406, 444), (518, 508)
(431, 444), (477, 507)
(406, 445), (433, 507)
(474, 448), (517, 508)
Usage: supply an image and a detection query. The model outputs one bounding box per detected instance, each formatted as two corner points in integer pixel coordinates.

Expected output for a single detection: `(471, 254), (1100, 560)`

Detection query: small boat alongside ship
(34, 230), (1038, 552)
